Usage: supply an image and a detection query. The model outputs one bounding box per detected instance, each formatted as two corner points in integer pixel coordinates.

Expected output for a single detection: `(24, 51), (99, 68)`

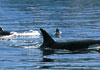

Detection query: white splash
(11, 30), (40, 36)
(22, 46), (39, 49)
(0, 30), (40, 40)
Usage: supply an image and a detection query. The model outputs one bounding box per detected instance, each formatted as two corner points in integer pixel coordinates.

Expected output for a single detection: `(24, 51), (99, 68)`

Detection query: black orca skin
(0, 27), (10, 36)
(55, 28), (62, 35)
(40, 28), (100, 51)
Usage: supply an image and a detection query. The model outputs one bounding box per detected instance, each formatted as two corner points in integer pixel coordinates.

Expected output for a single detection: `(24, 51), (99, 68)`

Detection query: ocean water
(0, 0), (100, 70)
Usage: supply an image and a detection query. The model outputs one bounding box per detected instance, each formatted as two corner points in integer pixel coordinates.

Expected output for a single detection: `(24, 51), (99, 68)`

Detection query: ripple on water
(1, 0), (100, 70)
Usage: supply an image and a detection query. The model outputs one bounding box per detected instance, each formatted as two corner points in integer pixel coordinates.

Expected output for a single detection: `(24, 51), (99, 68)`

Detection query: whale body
(0, 27), (10, 36)
(40, 28), (100, 51)
(55, 28), (62, 35)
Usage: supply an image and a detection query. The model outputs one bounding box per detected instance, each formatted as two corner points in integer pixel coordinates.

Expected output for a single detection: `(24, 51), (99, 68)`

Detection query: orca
(0, 27), (3, 31)
(55, 28), (62, 35)
(0, 27), (10, 36)
(40, 28), (100, 51)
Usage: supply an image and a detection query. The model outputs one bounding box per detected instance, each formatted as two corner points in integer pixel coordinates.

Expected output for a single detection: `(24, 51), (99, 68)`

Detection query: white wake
(0, 30), (40, 40)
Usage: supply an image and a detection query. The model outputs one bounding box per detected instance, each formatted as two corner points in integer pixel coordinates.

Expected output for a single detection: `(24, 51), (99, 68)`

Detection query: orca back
(0, 31), (10, 36)
(40, 28), (100, 51)
(0, 27), (3, 31)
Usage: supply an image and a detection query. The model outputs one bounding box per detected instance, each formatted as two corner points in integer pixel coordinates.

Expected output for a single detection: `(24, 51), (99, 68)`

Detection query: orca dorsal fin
(40, 28), (55, 46)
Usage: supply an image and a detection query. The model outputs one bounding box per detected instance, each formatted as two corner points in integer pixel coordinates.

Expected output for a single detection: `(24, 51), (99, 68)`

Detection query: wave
(11, 30), (40, 36)
(0, 30), (40, 40)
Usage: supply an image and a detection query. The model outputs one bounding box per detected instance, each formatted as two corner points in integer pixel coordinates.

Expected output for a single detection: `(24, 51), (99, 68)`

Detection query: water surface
(0, 0), (100, 70)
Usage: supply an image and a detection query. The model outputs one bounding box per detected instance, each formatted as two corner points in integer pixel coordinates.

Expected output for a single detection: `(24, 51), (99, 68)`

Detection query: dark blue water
(1, 0), (100, 70)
